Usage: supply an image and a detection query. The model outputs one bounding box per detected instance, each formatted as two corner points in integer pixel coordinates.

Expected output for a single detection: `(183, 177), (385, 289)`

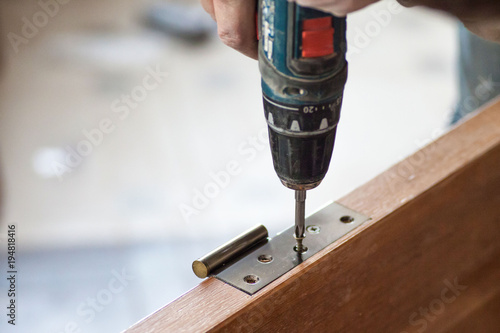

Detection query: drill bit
(294, 190), (307, 253)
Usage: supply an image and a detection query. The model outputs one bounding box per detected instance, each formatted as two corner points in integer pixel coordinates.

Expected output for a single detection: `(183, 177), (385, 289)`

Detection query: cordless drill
(258, 1), (348, 252)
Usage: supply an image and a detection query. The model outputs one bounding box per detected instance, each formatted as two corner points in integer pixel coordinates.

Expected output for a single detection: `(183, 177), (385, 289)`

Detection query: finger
(200, 0), (216, 21)
(213, 0), (258, 59)
(463, 19), (500, 43)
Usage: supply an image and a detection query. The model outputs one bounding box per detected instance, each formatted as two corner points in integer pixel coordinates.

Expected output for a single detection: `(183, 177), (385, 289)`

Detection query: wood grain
(125, 99), (500, 333)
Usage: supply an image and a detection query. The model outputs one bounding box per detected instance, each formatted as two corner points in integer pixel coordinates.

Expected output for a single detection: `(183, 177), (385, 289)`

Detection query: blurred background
(0, 0), (459, 332)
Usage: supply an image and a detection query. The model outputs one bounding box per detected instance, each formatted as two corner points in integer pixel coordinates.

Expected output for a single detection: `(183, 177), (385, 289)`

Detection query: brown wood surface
(125, 99), (500, 333)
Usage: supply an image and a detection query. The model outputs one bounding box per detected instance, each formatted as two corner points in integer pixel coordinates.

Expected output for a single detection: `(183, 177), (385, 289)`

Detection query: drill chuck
(267, 123), (338, 190)
(263, 89), (344, 190)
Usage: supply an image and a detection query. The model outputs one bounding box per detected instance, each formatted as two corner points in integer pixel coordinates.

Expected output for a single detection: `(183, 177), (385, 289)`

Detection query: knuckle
(337, 0), (355, 12)
(218, 29), (245, 49)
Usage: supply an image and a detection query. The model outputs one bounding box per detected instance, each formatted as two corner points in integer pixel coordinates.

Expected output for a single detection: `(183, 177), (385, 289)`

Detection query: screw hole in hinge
(258, 254), (273, 264)
(340, 215), (354, 223)
(293, 245), (308, 253)
(243, 274), (260, 285)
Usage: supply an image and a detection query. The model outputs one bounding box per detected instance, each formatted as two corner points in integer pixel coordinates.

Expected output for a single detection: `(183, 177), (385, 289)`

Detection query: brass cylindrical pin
(192, 225), (269, 278)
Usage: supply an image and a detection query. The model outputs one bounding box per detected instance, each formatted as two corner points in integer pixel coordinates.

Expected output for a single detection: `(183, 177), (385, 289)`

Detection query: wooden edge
(124, 98), (500, 333)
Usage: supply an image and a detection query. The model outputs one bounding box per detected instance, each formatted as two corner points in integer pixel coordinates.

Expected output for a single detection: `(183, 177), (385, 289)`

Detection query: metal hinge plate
(215, 202), (370, 295)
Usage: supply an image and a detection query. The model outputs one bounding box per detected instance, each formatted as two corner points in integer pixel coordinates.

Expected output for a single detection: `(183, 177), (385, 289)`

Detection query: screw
(293, 243), (308, 253)
(306, 225), (320, 234)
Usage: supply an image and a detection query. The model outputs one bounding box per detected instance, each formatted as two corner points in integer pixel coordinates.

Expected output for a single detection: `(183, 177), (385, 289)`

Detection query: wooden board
(125, 99), (500, 333)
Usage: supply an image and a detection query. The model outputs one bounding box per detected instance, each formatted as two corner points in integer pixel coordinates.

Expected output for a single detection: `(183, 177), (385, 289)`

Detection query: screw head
(293, 244), (308, 253)
(307, 225), (321, 234)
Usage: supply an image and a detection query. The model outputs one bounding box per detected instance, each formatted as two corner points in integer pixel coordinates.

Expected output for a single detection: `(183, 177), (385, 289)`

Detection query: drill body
(258, 0), (347, 191)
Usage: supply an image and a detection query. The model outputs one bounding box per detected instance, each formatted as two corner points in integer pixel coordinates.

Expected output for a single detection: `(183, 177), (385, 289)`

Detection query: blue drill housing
(258, 0), (348, 190)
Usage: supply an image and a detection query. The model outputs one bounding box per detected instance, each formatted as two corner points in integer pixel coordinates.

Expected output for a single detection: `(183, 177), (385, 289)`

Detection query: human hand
(200, 0), (379, 59)
(200, 0), (259, 59)
(201, 0), (500, 58)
